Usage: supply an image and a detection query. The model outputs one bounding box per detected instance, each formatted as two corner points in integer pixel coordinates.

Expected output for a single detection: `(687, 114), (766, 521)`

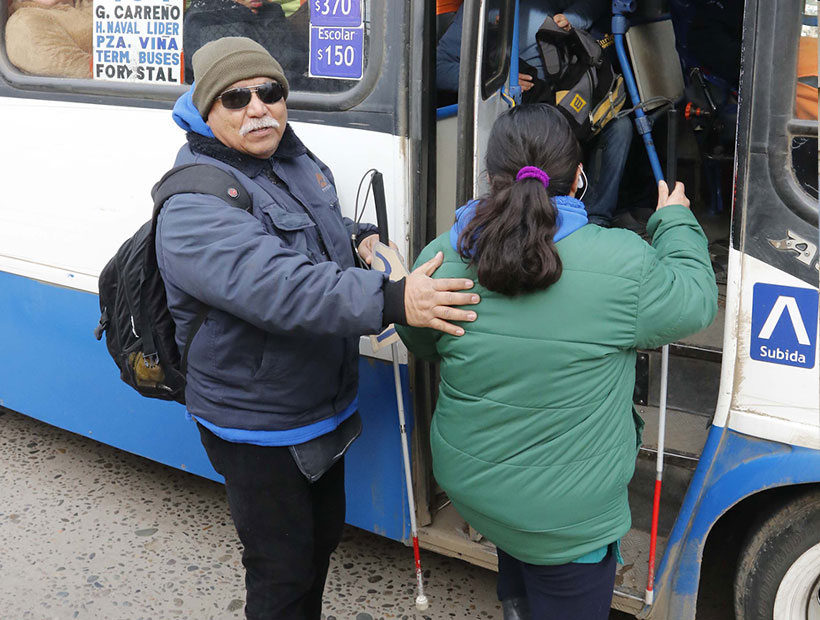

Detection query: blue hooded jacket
(156, 87), (391, 434)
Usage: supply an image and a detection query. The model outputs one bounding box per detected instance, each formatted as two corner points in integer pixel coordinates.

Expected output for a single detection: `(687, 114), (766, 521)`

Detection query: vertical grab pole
(371, 170), (429, 611)
(646, 107), (677, 606)
(612, 5), (664, 184)
(612, 0), (674, 602)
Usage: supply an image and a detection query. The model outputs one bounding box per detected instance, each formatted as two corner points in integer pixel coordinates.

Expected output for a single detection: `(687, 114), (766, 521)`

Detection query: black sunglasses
(216, 81), (284, 110)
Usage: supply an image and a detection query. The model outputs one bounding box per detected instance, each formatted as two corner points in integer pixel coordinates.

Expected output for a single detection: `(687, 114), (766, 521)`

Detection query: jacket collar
(187, 123), (307, 178)
(450, 195), (589, 254)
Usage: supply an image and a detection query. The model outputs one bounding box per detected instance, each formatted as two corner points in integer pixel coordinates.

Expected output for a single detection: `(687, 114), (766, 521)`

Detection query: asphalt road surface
(0, 408), (638, 620)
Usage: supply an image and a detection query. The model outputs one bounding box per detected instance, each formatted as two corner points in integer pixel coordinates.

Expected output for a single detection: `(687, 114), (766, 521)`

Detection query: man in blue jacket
(156, 36), (480, 620)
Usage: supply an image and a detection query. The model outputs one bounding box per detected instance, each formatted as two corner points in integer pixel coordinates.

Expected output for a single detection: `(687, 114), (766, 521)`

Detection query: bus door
(434, 0), (515, 235)
(454, 0), (516, 208)
(415, 0), (516, 568)
(641, 0), (820, 618)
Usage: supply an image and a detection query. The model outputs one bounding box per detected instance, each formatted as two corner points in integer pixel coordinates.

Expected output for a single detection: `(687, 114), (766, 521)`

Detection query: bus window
(4, 0), (93, 79)
(2, 0), (370, 95)
(479, 0), (512, 100)
(792, 2), (818, 200)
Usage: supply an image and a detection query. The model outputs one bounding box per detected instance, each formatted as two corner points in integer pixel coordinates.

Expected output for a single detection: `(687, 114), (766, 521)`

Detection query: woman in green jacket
(396, 105), (717, 620)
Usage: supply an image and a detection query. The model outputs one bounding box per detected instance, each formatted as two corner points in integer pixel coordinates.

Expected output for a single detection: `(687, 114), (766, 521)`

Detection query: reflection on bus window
(793, 2), (817, 201)
(480, 0), (508, 100)
(792, 137), (818, 200)
(2, 0), (368, 94)
(182, 0), (309, 87)
(795, 34), (818, 121)
(5, 0), (93, 79)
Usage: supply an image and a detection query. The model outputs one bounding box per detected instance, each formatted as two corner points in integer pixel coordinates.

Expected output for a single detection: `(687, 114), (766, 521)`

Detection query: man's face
(207, 76), (287, 160)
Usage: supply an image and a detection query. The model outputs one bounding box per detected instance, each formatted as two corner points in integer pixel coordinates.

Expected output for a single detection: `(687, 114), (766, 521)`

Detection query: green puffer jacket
(396, 205), (717, 565)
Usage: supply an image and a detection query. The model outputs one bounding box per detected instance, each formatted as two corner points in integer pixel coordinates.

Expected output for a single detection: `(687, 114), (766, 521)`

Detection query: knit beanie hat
(191, 37), (290, 119)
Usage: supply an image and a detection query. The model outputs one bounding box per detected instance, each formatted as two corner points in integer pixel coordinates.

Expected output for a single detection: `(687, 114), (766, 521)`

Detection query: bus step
(635, 344), (722, 418)
(418, 501), (498, 572)
(614, 454), (695, 612)
(613, 527), (665, 615)
(635, 404), (711, 461)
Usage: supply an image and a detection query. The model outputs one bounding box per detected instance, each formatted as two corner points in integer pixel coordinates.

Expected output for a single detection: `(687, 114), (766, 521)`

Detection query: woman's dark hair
(458, 104), (582, 296)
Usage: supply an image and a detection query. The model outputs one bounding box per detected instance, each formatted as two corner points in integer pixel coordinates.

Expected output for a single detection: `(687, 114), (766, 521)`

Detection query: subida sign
(750, 283), (819, 369)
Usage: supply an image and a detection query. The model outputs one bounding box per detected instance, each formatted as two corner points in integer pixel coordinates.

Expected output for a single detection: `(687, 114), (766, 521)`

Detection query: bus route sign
(92, 0), (184, 84)
(750, 283), (818, 369)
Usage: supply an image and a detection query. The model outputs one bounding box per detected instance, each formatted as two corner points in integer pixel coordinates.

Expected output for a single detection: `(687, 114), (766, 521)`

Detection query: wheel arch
(695, 482), (820, 616)
(651, 427), (820, 620)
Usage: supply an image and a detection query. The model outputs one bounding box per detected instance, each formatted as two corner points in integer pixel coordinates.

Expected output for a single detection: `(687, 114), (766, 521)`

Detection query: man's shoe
(501, 596), (532, 620)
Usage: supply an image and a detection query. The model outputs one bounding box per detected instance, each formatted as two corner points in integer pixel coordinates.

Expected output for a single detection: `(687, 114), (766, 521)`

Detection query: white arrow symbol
(758, 296), (811, 345)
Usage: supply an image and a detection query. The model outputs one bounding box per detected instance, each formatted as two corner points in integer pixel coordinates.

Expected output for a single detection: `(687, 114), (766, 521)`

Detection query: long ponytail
(458, 105), (582, 296)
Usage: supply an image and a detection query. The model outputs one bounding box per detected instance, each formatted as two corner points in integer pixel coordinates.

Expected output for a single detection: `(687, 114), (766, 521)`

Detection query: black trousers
(497, 547), (617, 620)
(198, 424), (346, 620)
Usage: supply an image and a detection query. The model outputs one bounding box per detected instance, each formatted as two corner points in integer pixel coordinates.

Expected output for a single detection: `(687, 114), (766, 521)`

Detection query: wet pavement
(0, 408), (635, 619)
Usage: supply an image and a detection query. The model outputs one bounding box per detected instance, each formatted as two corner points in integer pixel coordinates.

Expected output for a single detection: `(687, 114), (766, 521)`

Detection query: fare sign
(310, 0), (362, 27)
(308, 0), (364, 80)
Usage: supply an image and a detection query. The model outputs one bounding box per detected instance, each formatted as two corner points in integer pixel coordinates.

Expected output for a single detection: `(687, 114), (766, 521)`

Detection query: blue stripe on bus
(0, 270), (415, 542)
(654, 425), (820, 618)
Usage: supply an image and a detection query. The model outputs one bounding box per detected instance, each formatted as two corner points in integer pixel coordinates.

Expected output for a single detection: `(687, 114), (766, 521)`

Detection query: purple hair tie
(515, 166), (550, 188)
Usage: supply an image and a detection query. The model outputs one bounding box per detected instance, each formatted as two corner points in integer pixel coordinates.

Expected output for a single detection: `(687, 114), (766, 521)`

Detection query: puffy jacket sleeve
(634, 205), (719, 349)
(156, 191), (389, 337)
(395, 240), (444, 362)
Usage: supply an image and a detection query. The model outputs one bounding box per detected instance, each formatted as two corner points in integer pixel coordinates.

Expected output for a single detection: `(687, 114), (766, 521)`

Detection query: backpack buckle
(94, 308), (109, 341)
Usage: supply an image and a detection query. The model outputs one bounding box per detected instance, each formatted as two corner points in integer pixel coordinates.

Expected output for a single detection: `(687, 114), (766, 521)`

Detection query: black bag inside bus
(94, 164), (251, 404)
(530, 19), (626, 141)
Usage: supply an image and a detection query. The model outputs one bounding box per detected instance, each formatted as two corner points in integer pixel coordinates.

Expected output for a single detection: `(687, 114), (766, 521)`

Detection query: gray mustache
(239, 117), (280, 136)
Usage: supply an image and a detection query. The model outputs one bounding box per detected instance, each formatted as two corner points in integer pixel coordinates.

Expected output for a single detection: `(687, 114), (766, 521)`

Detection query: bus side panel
(653, 426), (820, 619)
(345, 358), (413, 542)
(0, 270), (413, 542)
(0, 271), (216, 477)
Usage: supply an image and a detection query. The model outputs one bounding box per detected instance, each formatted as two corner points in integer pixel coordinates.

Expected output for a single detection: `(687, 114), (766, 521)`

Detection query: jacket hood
(173, 83), (215, 138)
(450, 195), (589, 254)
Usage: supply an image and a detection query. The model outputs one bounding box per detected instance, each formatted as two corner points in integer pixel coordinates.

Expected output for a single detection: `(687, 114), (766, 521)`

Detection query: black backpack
(530, 19), (626, 141)
(94, 164), (252, 404)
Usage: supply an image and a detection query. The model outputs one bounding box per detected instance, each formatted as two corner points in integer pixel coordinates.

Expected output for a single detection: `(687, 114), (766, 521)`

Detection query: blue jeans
(583, 115), (633, 226)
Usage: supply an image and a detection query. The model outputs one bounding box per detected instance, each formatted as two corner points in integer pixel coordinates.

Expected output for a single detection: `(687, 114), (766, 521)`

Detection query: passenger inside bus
(5, 0), (92, 78)
(438, 0), (640, 232)
(436, 0), (462, 42)
(792, 33), (818, 198)
(182, 0), (308, 86)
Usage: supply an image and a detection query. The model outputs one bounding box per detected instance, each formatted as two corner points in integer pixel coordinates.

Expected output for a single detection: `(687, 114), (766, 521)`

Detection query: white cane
(371, 171), (429, 611)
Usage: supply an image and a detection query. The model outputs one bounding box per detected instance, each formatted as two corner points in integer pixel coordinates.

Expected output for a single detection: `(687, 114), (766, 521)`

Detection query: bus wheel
(734, 489), (820, 620)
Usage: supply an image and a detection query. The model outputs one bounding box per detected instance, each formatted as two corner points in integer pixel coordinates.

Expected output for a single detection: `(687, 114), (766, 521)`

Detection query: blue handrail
(502, 0), (522, 105)
(436, 104), (459, 120)
(612, 10), (665, 184)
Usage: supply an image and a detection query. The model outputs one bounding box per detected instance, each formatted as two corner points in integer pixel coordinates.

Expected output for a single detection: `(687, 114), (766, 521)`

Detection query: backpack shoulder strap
(147, 163), (252, 377)
(151, 163), (252, 218)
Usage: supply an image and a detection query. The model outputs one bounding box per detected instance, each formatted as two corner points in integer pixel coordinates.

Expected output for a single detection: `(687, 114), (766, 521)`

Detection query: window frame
(763, 3), (818, 225)
(479, 0), (514, 101)
(0, 0), (386, 113)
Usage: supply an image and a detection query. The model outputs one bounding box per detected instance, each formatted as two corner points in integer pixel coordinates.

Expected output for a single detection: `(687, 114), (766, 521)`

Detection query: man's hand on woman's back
(404, 251), (480, 337)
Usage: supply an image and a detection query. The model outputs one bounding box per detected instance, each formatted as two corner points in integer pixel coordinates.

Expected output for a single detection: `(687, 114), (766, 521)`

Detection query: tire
(734, 488), (820, 620)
